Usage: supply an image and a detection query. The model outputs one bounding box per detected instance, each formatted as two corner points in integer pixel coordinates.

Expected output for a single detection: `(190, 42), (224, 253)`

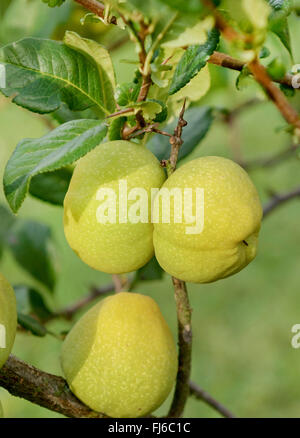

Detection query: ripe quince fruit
(64, 141), (166, 274)
(61, 292), (177, 417)
(153, 156), (262, 283)
(0, 273), (17, 369)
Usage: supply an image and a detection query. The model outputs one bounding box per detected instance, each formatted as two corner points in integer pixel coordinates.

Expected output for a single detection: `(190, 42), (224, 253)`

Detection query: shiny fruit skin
(0, 274), (17, 369)
(153, 156), (262, 283)
(64, 141), (166, 274)
(61, 292), (177, 418)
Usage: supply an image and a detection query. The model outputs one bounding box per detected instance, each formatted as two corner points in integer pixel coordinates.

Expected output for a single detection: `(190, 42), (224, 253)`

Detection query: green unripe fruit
(61, 292), (177, 418)
(0, 400), (3, 418)
(64, 141), (166, 274)
(0, 274), (17, 369)
(153, 156), (262, 283)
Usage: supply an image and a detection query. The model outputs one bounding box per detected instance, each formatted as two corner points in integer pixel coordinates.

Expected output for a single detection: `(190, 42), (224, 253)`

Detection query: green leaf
(17, 313), (47, 337)
(147, 106), (213, 161)
(115, 71), (142, 107)
(0, 204), (16, 260)
(236, 66), (252, 90)
(14, 285), (52, 320)
(64, 31), (116, 112)
(108, 117), (127, 141)
(4, 119), (107, 213)
(270, 19), (292, 55)
(170, 64), (211, 106)
(280, 83), (295, 97)
(29, 167), (73, 206)
(150, 99), (168, 123)
(52, 105), (99, 124)
(260, 46), (271, 58)
(268, 0), (292, 13)
(169, 29), (219, 95)
(42, 0), (65, 6)
(116, 81), (141, 107)
(132, 100), (164, 121)
(222, 0), (271, 33)
(268, 0), (292, 55)
(267, 58), (286, 80)
(0, 38), (112, 116)
(243, 0), (271, 29)
(7, 220), (56, 291)
(161, 16), (214, 48)
(137, 257), (164, 281)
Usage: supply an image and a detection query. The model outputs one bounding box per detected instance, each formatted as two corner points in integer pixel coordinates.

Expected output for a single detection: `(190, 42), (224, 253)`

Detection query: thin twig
(169, 100), (188, 171)
(168, 279), (192, 418)
(106, 35), (130, 52)
(202, 0), (241, 41)
(226, 98), (263, 120)
(263, 186), (300, 217)
(106, 108), (134, 119)
(206, 2), (300, 132)
(208, 52), (296, 89)
(248, 59), (300, 132)
(189, 381), (236, 419)
(74, 0), (117, 24)
(52, 284), (115, 320)
(0, 356), (108, 418)
(119, 16), (151, 138)
(208, 52), (297, 90)
(112, 274), (123, 293)
(128, 123), (173, 139)
(220, 99), (264, 166)
(243, 144), (299, 170)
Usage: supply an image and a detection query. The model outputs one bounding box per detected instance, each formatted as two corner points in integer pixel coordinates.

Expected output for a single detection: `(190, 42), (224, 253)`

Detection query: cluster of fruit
(0, 140), (262, 418)
(61, 140), (262, 416)
(64, 140), (262, 284)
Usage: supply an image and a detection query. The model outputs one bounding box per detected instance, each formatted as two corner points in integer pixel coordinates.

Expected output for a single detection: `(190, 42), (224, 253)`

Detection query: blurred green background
(0, 0), (300, 418)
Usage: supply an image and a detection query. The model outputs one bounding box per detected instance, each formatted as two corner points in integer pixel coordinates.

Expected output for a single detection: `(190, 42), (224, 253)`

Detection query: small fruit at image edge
(0, 273), (17, 369)
(64, 140), (166, 274)
(61, 292), (178, 418)
(153, 156), (263, 283)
